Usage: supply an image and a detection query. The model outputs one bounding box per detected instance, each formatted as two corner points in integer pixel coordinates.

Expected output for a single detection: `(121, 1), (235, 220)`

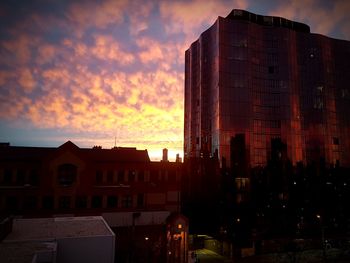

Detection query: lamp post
(316, 214), (326, 259)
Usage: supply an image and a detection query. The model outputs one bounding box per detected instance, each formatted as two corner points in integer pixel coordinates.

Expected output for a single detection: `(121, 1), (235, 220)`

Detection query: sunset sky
(1, 0), (349, 160)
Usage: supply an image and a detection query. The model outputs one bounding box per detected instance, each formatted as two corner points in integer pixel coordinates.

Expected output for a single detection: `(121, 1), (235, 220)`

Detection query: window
(117, 171), (124, 183)
(59, 196), (71, 209)
(16, 170), (25, 185)
(150, 170), (158, 181)
(268, 66), (274, 74)
(128, 170), (136, 182)
(168, 170), (176, 182)
(107, 171), (114, 183)
(23, 196), (37, 210)
(333, 137), (340, 145)
(91, 196), (102, 208)
(42, 196), (54, 210)
(107, 196), (118, 208)
(138, 171), (144, 182)
(122, 195), (133, 208)
(6, 196), (17, 210)
(95, 170), (103, 184)
(137, 194), (144, 208)
(3, 169), (12, 184)
(29, 170), (39, 185)
(76, 196), (87, 209)
(58, 164), (77, 186)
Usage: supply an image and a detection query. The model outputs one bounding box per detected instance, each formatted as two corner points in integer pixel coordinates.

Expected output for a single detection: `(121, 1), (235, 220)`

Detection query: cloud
(1, 35), (37, 65)
(18, 69), (36, 93)
(91, 34), (135, 65)
(160, 0), (248, 42)
(3, 0), (348, 161)
(37, 44), (56, 65)
(269, 0), (350, 39)
(66, 0), (128, 30)
(128, 1), (154, 35)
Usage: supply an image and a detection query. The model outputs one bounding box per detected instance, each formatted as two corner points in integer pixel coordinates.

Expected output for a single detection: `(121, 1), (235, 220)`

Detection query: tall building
(184, 9), (350, 168)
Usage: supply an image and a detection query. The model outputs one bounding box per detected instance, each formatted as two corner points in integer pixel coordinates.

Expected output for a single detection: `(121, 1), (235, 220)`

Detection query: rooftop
(5, 216), (114, 242)
(226, 9), (310, 33)
(0, 242), (56, 263)
(0, 140), (150, 163)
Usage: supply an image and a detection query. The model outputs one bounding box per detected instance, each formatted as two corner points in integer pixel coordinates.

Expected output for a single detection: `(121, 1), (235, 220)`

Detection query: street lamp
(316, 214), (326, 258)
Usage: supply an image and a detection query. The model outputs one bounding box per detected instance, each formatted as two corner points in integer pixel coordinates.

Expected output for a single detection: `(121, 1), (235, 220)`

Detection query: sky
(0, 0), (350, 161)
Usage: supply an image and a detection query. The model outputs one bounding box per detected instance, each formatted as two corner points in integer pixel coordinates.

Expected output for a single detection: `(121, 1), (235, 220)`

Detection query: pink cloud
(1, 35), (37, 65)
(91, 34), (135, 65)
(18, 69), (36, 93)
(66, 0), (128, 30)
(135, 37), (186, 70)
(128, 1), (154, 35)
(269, 0), (350, 38)
(36, 44), (56, 65)
(160, 0), (248, 42)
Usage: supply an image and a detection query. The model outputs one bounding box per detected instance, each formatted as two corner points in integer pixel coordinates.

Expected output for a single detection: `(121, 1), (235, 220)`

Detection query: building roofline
(226, 9), (310, 33)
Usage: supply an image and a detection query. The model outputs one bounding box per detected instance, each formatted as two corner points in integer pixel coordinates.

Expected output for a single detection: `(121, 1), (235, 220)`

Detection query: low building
(0, 141), (182, 219)
(0, 216), (115, 263)
(0, 140), (184, 262)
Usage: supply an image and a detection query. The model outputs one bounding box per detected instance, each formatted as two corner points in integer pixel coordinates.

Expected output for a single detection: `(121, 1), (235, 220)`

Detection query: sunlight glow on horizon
(0, 0), (349, 160)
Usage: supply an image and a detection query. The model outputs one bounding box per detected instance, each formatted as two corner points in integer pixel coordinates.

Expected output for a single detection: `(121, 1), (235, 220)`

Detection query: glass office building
(184, 9), (350, 168)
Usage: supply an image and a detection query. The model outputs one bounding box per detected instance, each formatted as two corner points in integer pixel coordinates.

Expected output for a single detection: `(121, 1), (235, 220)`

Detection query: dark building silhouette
(183, 10), (350, 256)
(0, 141), (185, 262)
(184, 9), (350, 169)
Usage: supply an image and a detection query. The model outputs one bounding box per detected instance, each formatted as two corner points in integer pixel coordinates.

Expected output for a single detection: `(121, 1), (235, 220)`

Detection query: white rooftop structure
(1, 216), (115, 263)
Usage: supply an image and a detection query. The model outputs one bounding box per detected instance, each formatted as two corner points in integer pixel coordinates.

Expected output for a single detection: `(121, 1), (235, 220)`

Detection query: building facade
(0, 141), (186, 262)
(184, 9), (350, 168)
(0, 141), (182, 217)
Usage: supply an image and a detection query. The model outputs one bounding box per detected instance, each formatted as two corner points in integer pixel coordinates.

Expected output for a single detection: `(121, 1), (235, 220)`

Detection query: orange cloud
(91, 35), (135, 65)
(18, 69), (36, 93)
(37, 44), (56, 64)
(160, 0), (248, 42)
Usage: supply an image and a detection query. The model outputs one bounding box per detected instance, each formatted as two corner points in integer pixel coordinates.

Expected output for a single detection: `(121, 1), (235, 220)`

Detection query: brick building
(0, 141), (185, 262)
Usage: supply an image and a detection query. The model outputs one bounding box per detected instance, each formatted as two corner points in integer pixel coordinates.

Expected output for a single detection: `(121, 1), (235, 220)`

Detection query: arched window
(57, 163), (77, 186)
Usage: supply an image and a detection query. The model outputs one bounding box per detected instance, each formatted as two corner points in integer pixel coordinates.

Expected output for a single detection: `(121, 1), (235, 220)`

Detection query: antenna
(114, 136), (116, 148)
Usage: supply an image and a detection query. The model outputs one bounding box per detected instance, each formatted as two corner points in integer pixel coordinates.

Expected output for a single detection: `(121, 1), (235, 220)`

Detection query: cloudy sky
(0, 0), (349, 160)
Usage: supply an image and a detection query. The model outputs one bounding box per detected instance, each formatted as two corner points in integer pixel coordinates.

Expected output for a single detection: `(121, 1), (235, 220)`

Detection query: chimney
(162, 148), (168, 162)
(176, 154), (182, 163)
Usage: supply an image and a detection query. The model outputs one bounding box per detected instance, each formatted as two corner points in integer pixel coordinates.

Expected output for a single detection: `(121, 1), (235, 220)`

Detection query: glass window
(76, 196), (87, 209)
(107, 171), (114, 183)
(117, 171), (124, 183)
(138, 171), (144, 182)
(29, 170), (39, 185)
(3, 169), (12, 184)
(95, 170), (103, 184)
(122, 195), (133, 208)
(91, 196), (102, 208)
(150, 170), (158, 181)
(6, 196), (17, 210)
(58, 164), (77, 186)
(107, 196), (118, 208)
(333, 137), (340, 145)
(59, 196), (71, 209)
(16, 170), (25, 185)
(128, 170), (136, 182)
(23, 196), (37, 210)
(137, 194), (144, 208)
(42, 196), (54, 210)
